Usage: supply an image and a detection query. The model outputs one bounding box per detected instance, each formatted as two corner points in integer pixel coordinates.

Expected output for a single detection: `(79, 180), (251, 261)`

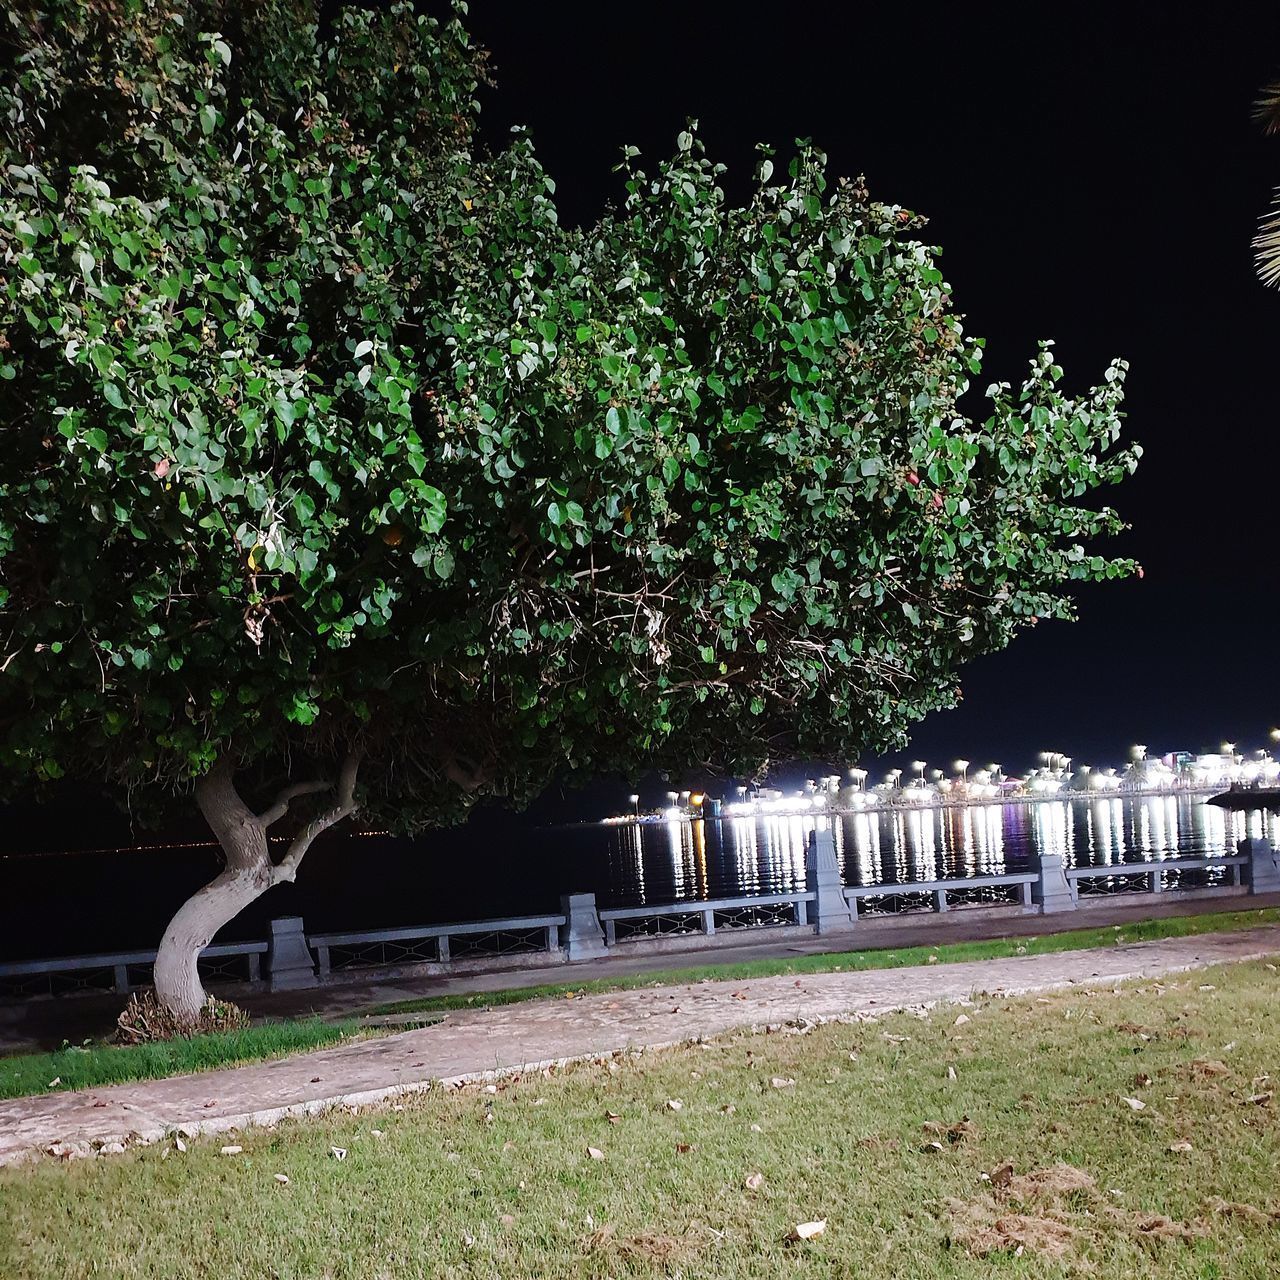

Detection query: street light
(628, 793), (640, 820)
(911, 760), (927, 782)
(954, 759), (970, 784)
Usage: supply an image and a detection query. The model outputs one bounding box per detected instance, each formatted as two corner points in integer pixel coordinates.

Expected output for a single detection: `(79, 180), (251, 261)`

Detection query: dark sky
(453, 0), (1280, 793)
(4, 2), (1280, 852)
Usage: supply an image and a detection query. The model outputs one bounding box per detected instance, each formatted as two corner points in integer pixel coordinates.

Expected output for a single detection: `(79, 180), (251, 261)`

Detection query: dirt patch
(922, 1117), (978, 1146)
(585, 1226), (701, 1265)
(948, 1201), (1078, 1259)
(952, 1162), (1210, 1262)
(1187, 1058), (1231, 1079)
(1007, 1162), (1096, 1205)
(1128, 1213), (1206, 1244)
(1204, 1196), (1280, 1226)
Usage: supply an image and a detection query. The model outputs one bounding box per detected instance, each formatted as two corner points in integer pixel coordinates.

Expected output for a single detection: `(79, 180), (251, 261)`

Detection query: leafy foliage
(0, 1), (1139, 827)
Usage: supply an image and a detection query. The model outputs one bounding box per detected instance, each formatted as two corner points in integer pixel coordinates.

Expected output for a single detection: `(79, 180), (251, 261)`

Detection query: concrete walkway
(4, 923), (1280, 1167)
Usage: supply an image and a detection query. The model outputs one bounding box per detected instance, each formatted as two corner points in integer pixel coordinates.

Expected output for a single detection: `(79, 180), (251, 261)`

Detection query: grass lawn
(5, 960), (1280, 1278)
(0, 1019), (369, 1102)
(372, 904), (1280, 1015)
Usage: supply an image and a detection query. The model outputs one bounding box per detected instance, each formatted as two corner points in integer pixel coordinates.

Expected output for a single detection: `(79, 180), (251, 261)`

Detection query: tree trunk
(151, 751), (361, 1022)
(153, 759), (273, 1022)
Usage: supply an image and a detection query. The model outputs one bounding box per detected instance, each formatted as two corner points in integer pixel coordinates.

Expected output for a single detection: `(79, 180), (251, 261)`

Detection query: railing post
(266, 916), (318, 991)
(1242, 837), (1280, 894)
(1031, 851), (1077, 914)
(933, 888), (949, 913)
(1148, 867), (1163, 894)
(795, 896), (809, 926)
(1019, 880), (1034, 908)
(560, 892), (609, 961)
(701, 908), (716, 936)
(112, 963), (130, 993)
(804, 830), (856, 934)
(246, 953), (261, 983)
(436, 934), (451, 965)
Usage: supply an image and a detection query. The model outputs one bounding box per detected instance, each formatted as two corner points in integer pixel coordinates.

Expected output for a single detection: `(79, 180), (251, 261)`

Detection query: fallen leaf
(174, 1137), (187, 1154)
(499, 1214), (515, 1227)
(606, 1111), (621, 1124)
(1168, 1140), (1193, 1153)
(882, 1033), (909, 1045)
(770, 1076), (796, 1089)
(46, 1077), (61, 1089)
(587, 1146), (605, 1160)
(947, 1066), (957, 1080)
(1121, 1096), (1146, 1111)
(987, 1161), (1015, 1187)
(789, 1219), (827, 1241)
(220, 1145), (243, 1156)
(330, 1147), (348, 1161)
(1247, 1092), (1273, 1106)
(370, 1129), (385, 1139)
(1134, 1073), (1152, 1088)
(720, 1104), (737, 1116)
(675, 1143), (693, 1154)
(273, 1173), (290, 1184)
(310, 1077), (321, 1084)
(921, 1140), (945, 1154)
(745, 1172), (764, 1191)
(750, 1124), (763, 1133)
(953, 1014), (971, 1027)
(666, 1099), (684, 1111)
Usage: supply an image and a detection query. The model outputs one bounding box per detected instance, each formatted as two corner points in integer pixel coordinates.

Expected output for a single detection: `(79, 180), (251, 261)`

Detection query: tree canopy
(0, 0), (1140, 831)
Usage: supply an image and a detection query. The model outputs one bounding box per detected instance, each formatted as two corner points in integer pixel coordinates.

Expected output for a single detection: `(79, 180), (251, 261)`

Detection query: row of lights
(611, 732), (1280, 822)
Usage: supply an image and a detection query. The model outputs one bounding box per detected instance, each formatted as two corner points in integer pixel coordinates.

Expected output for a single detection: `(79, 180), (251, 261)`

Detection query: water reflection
(601, 795), (1280, 907)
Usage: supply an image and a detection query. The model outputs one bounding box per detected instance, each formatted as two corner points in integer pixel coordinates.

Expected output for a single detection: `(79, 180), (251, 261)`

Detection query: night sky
(4, 1), (1280, 855)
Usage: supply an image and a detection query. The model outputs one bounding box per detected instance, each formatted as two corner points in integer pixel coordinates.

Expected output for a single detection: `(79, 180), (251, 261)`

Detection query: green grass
(6, 959), (1280, 1277)
(0, 1019), (370, 1102)
(371, 905), (1280, 1016)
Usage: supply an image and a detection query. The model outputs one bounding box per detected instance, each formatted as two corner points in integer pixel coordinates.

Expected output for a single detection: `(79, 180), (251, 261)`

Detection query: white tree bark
(152, 751), (360, 1022)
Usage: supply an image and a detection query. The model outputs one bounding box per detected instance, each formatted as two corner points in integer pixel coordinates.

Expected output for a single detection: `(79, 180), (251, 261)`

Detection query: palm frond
(1256, 80), (1280, 135)
(1254, 189), (1280, 288)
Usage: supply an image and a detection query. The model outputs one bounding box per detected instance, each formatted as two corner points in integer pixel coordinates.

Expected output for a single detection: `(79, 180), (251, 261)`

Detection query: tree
(1256, 77), (1280, 287)
(0, 1), (1140, 1022)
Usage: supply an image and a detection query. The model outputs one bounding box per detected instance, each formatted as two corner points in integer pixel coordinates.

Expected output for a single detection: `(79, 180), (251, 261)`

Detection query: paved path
(4, 924), (1280, 1167)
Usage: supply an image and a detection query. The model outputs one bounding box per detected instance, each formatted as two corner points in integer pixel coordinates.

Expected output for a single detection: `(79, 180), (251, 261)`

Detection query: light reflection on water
(601, 796), (1280, 908)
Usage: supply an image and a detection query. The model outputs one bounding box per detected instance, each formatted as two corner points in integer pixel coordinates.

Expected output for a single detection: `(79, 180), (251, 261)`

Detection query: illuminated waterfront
(599, 793), (1280, 907)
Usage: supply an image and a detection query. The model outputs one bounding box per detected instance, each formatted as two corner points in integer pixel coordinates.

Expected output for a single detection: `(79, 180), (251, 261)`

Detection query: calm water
(597, 794), (1280, 906)
(3, 794), (1277, 960)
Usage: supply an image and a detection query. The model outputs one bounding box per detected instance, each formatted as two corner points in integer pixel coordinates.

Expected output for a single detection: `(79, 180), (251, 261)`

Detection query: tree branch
(258, 778), (333, 828)
(271, 750), (362, 885)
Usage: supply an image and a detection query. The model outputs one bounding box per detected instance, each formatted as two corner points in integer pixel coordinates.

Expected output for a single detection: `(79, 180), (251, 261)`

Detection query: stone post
(1031, 852), (1076, 914)
(265, 916), (318, 991)
(560, 892), (609, 962)
(804, 829), (856, 934)
(1242, 836), (1280, 894)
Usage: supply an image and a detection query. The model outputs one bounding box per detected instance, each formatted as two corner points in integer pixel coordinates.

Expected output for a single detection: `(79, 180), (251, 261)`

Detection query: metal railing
(844, 872), (1038, 918)
(1066, 855), (1247, 901)
(0, 941), (267, 1000)
(308, 912), (566, 976)
(599, 891), (814, 944)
